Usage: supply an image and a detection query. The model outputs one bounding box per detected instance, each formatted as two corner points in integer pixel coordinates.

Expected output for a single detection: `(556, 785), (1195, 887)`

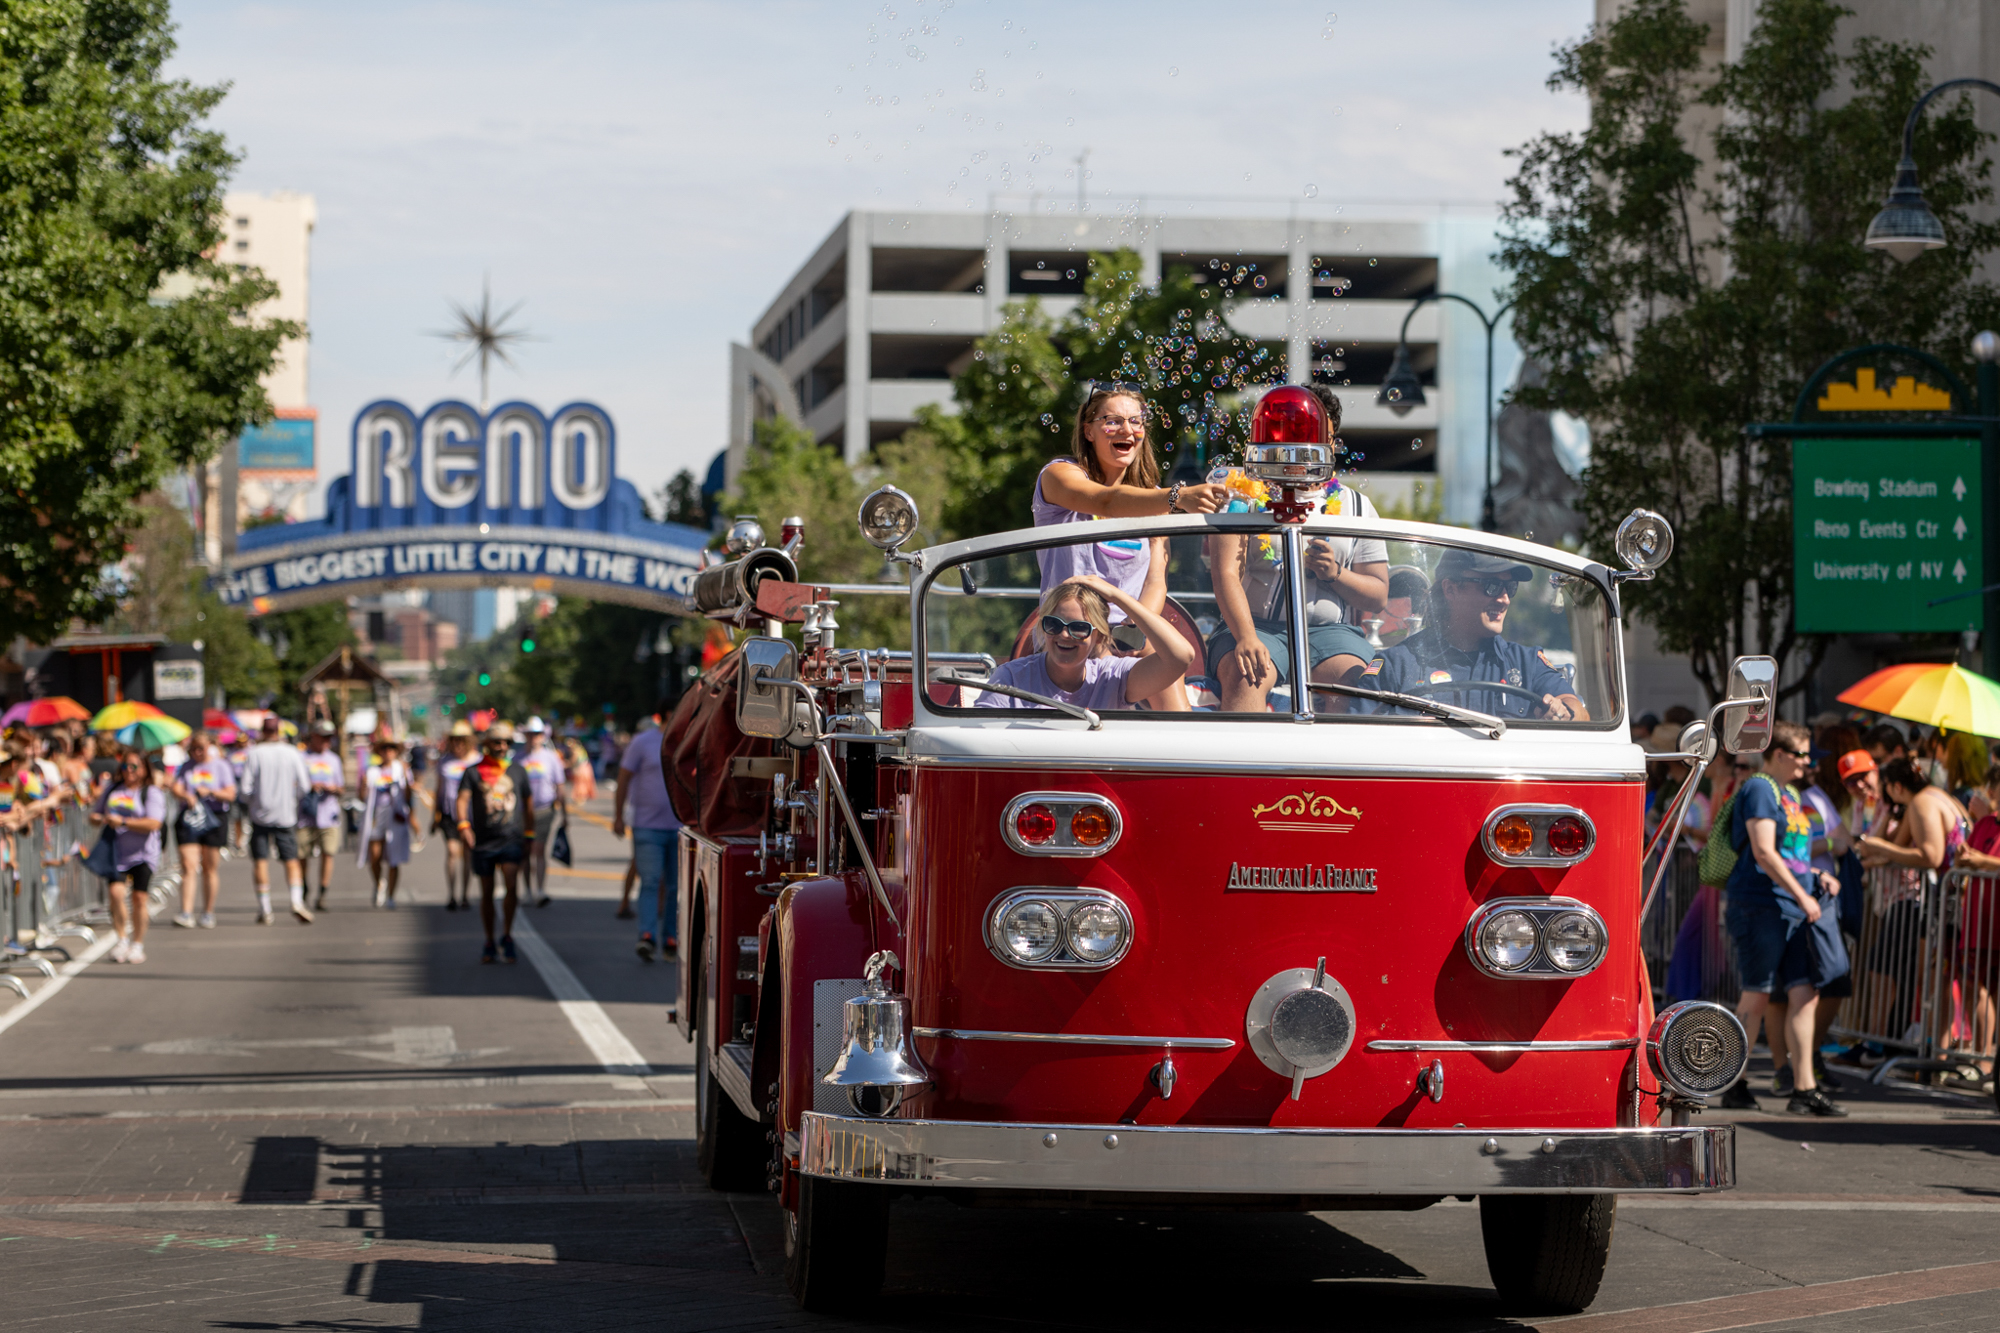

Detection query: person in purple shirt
(614, 698), (683, 960)
(168, 732), (236, 929)
(92, 751), (167, 964)
(977, 576), (1194, 713)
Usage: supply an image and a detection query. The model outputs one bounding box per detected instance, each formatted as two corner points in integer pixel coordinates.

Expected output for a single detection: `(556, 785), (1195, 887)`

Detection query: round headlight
(1543, 911), (1604, 972)
(999, 900), (1063, 963)
(1065, 901), (1127, 964)
(1478, 911), (1538, 971)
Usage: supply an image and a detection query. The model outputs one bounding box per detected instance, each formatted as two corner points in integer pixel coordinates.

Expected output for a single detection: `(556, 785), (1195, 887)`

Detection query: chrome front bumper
(799, 1113), (1733, 1194)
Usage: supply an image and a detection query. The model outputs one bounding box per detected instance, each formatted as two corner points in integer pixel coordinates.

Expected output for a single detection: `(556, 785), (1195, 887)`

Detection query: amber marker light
(1070, 806), (1113, 847)
(1491, 814), (1535, 859)
(1015, 804), (1058, 845)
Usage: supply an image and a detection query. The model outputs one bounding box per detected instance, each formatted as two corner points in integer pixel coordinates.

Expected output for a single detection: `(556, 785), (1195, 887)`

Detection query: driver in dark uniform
(1365, 549), (1589, 721)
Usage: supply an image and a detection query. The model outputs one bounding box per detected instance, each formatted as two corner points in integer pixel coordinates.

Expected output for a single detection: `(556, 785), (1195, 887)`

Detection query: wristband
(1165, 480), (1185, 514)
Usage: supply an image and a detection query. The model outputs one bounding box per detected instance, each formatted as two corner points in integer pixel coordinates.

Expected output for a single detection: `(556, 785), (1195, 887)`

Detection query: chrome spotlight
(1614, 508), (1674, 576)
(858, 486), (920, 552)
(724, 515), (765, 555)
(1647, 1001), (1749, 1102)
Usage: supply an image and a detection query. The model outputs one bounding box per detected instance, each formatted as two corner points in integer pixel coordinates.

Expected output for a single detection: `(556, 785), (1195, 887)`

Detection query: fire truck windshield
(921, 521), (1619, 727)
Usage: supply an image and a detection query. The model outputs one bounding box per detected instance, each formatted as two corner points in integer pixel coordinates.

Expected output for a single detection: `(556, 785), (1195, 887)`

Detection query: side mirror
(735, 637), (800, 740)
(1719, 655), (1777, 755)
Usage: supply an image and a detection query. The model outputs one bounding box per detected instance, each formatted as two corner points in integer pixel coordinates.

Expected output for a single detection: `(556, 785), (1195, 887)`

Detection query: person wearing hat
(518, 717), (567, 909)
(299, 720), (345, 912)
(358, 735), (413, 907)
(435, 720), (477, 911)
(1366, 548), (1587, 721)
(456, 721), (530, 963)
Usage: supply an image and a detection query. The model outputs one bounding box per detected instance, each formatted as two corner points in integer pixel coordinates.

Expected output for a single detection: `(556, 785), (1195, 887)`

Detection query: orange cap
(1836, 749), (1877, 782)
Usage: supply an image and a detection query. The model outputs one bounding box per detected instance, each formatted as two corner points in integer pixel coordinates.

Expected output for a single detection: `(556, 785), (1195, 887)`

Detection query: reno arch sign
(213, 400), (709, 614)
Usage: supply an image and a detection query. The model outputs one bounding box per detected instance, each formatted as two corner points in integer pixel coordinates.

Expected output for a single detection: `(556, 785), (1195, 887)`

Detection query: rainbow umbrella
(90, 701), (167, 732)
(1836, 662), (2000, 737)
(0, 696), (90, 729)
(116, 716), (193, 751)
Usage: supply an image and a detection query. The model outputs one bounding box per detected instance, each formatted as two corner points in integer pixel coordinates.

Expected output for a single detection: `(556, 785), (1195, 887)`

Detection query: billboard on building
(240, 410), (316, 475)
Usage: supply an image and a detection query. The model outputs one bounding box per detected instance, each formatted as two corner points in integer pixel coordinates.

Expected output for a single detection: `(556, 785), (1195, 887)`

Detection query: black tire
(1479, 1193), (1616, 1314)
(784, 1173), (890, 1312)
(694, 967), (766, 1192)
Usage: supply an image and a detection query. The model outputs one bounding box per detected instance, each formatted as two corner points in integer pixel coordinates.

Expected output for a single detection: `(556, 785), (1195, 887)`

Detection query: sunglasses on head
(1041, 614), (1095, 641)
(1083, 381), (1145, 399)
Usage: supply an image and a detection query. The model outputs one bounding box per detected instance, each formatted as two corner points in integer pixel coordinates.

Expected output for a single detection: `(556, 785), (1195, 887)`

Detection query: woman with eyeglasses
(1032, 386), (1220, 709)
(975, 576), (1194, 713)
(90, 751), (167, 964)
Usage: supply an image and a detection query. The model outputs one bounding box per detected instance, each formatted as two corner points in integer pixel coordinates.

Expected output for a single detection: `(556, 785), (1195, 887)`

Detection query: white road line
(0, 1073), (690, 1100)
(508, 914), (654, 1077)
(0, 930), (120, 1039)
(1619, 1198), (2000, 1212)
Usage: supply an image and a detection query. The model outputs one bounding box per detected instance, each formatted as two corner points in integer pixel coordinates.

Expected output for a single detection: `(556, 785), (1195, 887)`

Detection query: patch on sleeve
(1536, 649), (1554, 668)
(1360, 658), (1383, 676)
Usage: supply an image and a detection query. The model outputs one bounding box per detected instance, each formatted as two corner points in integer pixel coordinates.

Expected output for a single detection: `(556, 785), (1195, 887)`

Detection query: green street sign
(1793, 437), (1983, 633)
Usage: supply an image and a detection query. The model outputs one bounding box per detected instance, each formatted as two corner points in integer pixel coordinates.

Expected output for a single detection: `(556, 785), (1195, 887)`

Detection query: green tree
(1499, 0), (2000, 700)
(506, 597), (679, 726)
(653, 468), (709, 528)
(0, 0), (296, 643)
(905, 249), (1278, 540)
(109, 493), (275, 703)
(259, 602), (356, 711)
(722, 416), (948, 650)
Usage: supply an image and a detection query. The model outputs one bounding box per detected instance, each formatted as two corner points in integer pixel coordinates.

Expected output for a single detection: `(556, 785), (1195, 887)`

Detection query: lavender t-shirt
(976, 653), (1140, 712)
(619, 729), (681, 832)
(95, 784), (166, 873)
(1032, 463), (1149, 621)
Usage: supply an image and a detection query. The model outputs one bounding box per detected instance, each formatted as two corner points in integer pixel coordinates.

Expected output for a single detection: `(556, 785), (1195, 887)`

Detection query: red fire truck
(665, 388), (1769, 1314)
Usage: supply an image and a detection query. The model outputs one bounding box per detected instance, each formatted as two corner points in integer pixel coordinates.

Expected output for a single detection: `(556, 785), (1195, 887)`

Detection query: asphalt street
(1, 794), (1998, 1331)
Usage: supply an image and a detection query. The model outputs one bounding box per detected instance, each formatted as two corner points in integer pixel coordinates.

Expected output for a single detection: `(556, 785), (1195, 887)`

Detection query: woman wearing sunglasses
(90, 750), (166, 964)
(975, 575), (1194, 713)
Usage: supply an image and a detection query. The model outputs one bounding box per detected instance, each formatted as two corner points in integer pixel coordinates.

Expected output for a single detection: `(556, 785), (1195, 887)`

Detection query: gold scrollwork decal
(1251, 790), (1362, 833)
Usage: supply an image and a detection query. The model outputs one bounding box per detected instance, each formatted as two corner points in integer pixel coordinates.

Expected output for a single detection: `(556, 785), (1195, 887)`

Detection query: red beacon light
(1244, 385), (1336, 523)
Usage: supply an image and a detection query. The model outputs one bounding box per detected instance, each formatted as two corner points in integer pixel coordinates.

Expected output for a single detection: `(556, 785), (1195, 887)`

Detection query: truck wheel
(1478, 1193), (1615, 1313)
(784, 1173), (890, 1312)
(694, 973), (765, 1192)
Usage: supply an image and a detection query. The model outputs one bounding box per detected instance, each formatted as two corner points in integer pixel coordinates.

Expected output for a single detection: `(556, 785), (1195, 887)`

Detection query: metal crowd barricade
(1911, 867), (2000, 1094)
(1831, 863), (1932, 1071)
(5, 801), (105, 964)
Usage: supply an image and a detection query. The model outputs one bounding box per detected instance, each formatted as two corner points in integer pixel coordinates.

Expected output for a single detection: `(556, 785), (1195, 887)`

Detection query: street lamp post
(1375, 293), (1514, 533)
(1863, 80), (2000, 676)
(1862, 78), (2000, 262)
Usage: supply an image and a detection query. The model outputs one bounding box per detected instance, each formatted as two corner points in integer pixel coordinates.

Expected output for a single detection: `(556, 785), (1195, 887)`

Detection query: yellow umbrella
(1836, 662), (2000, 737)
(90, 701), (167, 732)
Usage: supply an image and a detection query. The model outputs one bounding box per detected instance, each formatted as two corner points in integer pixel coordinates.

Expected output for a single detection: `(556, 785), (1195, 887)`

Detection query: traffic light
(456, 692), (467, 704)
(520, 635), (536, 653)
(477, 672), (491, 687)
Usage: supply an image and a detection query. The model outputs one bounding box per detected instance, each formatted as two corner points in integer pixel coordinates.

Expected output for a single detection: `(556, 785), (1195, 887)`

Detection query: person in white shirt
(357, 736), (413, 908)
(299, 721), (346, 911)
(518, 718), (567, 909)
(238, 717), (314, 924)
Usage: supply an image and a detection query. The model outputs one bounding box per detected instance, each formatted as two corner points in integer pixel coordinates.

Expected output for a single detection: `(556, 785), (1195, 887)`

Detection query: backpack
(1696, 773), (1783, 886)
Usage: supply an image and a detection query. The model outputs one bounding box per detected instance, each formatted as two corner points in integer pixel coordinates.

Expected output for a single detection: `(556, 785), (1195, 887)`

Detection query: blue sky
(165, 0), (1593, 506)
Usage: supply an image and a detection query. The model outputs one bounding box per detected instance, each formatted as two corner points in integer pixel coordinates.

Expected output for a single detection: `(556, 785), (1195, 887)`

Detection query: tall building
(731, 207), (1532, 526)
(203, 190), (318, 559)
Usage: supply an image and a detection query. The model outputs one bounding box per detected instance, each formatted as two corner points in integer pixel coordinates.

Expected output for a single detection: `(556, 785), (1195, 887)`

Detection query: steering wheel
(1400, 680), (1552, 709)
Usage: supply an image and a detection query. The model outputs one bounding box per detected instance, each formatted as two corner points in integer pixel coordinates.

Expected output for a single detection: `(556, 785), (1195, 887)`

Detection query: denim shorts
(1727, 898), (1814, 994)
(1207, 620), (1375, 685)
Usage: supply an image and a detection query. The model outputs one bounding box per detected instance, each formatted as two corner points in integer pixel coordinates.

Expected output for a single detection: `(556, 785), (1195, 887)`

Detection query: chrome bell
(823, 949), (931, 1117)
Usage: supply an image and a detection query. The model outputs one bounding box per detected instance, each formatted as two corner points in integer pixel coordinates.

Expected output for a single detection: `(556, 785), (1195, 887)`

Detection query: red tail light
(1547, 815), (1590, 859)
(1015, 804), (1057, 845)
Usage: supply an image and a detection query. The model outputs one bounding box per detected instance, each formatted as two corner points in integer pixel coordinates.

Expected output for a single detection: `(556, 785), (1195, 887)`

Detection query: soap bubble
(1412, 438), (1422, 449)
(1368, 257), (1378, 267)
(1304, 183), (1319, 198)
(1386, 387), (1402, 402)
(1169, 66), (1180, 76)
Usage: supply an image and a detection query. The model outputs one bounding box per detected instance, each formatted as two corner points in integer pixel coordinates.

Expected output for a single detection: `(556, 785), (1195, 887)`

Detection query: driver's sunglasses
(1041, 615), (1095, 641)
(1467, 579), (1516, 600)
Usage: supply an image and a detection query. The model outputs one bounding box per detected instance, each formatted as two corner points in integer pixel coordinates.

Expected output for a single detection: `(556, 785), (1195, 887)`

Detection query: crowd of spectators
(1641, 705), (1999, 1113)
